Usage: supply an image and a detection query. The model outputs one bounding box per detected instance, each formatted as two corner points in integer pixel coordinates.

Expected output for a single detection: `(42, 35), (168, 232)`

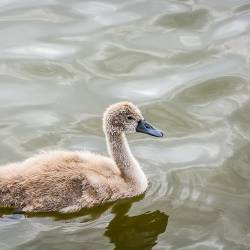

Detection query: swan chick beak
(136, 120), (163, 137)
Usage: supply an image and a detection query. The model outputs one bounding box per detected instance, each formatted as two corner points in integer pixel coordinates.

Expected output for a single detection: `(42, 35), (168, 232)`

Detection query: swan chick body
(0, 102), (163, 213)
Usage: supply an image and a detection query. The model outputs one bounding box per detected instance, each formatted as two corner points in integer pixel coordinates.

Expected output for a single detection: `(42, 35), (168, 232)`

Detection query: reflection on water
(0, 196), (168, 250)
(0, 0), (250, 249)
(105, 201), (168, 250)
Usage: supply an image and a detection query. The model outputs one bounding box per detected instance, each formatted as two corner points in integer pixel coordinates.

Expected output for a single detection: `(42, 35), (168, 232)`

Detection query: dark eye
(127, 116), (134, 120)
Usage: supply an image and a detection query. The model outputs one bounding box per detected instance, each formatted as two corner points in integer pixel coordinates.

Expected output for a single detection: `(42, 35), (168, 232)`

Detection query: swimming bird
(0, 102), (163, 213)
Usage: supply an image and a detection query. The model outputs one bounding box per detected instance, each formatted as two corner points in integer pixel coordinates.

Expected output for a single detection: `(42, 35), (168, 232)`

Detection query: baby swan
(0, 102), (163, 213)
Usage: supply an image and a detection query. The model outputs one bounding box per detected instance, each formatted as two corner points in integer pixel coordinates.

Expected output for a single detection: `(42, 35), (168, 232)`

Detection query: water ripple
(2, 43), (78, 60)
(90, 54), (244, 101)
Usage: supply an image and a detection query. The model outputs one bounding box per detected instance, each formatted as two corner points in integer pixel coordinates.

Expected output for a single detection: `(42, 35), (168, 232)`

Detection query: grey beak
(136, 120), (163, 137)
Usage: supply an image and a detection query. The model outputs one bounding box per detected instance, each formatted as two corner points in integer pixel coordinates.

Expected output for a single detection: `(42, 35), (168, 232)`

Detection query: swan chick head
(103, 102), (143, 134)
(103, 102), (163, 137)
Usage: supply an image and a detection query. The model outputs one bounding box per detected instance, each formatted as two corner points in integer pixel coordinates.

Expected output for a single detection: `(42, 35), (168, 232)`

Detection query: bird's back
(0, 150), (126, 212)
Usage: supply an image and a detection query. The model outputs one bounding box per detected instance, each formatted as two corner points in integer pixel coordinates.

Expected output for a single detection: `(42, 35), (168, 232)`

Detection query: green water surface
(0, 0), (250, 249)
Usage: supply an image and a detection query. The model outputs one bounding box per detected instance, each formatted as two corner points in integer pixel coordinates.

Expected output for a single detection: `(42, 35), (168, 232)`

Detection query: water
(0, 0), (250, 249)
